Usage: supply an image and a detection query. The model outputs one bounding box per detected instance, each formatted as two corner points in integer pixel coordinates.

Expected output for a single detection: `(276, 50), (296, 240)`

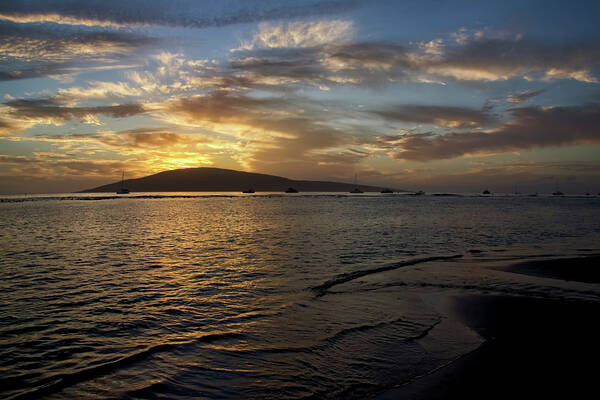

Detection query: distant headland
(80, 168), (400, 193)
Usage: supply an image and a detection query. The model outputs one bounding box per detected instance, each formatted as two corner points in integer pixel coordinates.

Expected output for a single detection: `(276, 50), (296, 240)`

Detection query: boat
(350, 173), (363, 193)
(414, 190), (425, 195)
(242, 188), (255, 193)
(552, 180), (563, 196)
(284, 187), (298, 193)
(380, 188), (393, 193)
(116, 171), (130, 194)
(482, 189), (491, 195)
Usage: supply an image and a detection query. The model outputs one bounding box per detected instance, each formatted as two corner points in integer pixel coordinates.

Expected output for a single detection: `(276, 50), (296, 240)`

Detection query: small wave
(7, 331), (243, 400)
(311, 254), (462, 294)
(325, 317), (441, 345)
(216, 318), (439, 358)
(7, 343), (174, 400)
(357, 280), (600, 304)
(195, 331), (245, 343)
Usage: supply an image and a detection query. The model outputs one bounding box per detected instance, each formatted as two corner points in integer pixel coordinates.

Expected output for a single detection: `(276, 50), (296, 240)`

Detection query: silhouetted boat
(242, 188), (255, 193)
(285, 187), (298, 193)
(350, 173), (363, 193)
(116, 171), (130, 194)
(552, 180), (563, 196)
(482, 189), (491, 195)
(380, 188), (393, 193)
(414, 190), (425, 195)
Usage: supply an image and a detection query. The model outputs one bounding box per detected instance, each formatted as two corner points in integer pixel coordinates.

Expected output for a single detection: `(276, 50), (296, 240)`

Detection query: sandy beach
(380, 255), (600, 399)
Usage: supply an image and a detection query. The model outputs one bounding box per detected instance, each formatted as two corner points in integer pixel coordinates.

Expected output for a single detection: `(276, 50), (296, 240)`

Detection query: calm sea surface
(2, 194), (600, 399)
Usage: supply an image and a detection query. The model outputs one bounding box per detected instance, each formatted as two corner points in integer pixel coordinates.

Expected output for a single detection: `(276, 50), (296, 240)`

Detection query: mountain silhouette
(81, 168), (399, 193)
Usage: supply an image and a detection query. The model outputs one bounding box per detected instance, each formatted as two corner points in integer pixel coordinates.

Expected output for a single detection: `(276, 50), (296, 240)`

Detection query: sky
(0, 0), (599, 194)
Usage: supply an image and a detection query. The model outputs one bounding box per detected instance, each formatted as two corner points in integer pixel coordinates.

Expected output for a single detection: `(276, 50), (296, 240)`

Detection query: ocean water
(1, 194), (599, 399)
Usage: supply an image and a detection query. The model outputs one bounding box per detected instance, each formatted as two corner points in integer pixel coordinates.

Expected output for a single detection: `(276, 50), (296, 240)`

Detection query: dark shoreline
(500, 255), (600, 283)
(380, 255), (600, 399)
(380, 294), (600, 399)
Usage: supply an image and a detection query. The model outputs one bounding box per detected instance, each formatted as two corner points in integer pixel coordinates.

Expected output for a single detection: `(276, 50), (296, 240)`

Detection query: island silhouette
(80, 168), (400, 193)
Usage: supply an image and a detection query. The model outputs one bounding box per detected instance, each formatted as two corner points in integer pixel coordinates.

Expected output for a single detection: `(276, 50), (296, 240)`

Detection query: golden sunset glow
(0, 1), (599, 193)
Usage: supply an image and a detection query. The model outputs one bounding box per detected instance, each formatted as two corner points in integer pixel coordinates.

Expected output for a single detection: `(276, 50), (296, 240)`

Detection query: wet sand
(501, 255), (600, 283)
(380, 256), (600, 399)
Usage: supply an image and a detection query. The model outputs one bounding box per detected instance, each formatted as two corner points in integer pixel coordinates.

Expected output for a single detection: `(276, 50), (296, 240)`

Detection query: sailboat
(552, 179), (563, 196)
(116, 171), (130, 194)
(350, 173), (363, 193)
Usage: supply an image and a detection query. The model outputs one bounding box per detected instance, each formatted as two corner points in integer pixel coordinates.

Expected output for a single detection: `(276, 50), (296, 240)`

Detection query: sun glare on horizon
(0, 0), (599, 194)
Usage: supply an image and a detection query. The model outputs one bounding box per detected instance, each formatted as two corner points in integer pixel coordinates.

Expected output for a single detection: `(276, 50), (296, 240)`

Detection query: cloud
(507, 89), (546, 103)
(55, 81), (144, 101)
(0, 27), (155, 62)
(23, 128), (213, 152)
(0, 63), (143, 82)
(228, 41), (415, 90)
(4, 98), (145, 125)
(96, 130), (213, 150)
(0, 0), (359, 28)
(159, 91), (367, 172)
(164, 91), (347, 145)
(0, 117), (26, 136)
(0, 153), (130, 175)
(0, 128), (221, 189)
(426, 38), (600, 83)
(372, 104), (496, 128)
(0, 22), (157, 80)
(392, 104), (600, 161)
(227, 30), (600, 92)
(394, 160), (600, 193)
(238, 20), (353, 50)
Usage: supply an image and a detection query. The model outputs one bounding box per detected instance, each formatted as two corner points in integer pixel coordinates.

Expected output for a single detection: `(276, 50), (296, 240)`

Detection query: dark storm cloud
(0, 0), (359, 28)
(372, 105), (497, 128)
(392, 104), (600, 161)
(507, 89), (546, 103)
(4, 98), (145, 122)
